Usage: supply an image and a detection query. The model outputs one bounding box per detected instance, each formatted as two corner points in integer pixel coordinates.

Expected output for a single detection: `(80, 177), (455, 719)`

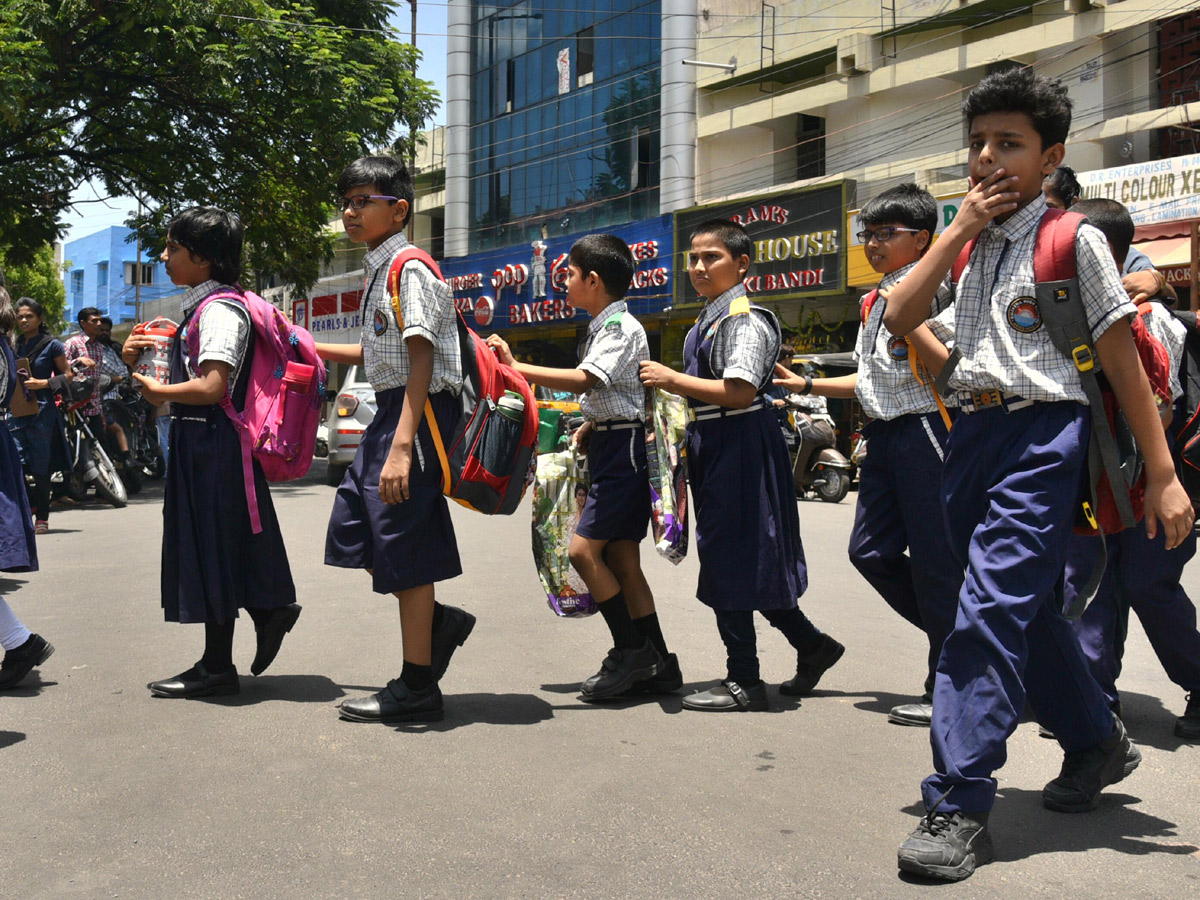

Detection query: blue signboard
(441, 215), (674, 332)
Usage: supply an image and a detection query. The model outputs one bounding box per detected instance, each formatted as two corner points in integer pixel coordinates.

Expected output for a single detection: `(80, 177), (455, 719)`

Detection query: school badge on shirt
(888, 337), (909, 360)
(1006, 297), (1042, 333)
(373, 309), (389, 336)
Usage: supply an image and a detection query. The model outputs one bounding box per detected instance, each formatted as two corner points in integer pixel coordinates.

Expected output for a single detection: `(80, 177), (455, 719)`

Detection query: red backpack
(387, 247), (538, 515)
(949, 209), (1172, 537)
(187, 289), (326, 534)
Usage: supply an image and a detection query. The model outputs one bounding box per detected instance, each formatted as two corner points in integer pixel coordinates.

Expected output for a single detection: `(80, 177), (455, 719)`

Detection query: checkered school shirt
(699, 284), (778, 389)
(578, 299), (650, 422)
(1141, 302), (1186, 402)
(930, 195), (1135, 404)
(63, 333), (107, 416)
(856, 262), (957, 421)
(180, 280), (251, 389)
(100, 343), (127, 402)
(360, 233), (462, 394)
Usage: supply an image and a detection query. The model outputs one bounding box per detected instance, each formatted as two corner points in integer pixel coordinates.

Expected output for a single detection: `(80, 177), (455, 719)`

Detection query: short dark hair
(77, 306), (102, 324)
(860, 183), (938, 237)
(689, 218), (753, 264)
(568, 234), (635, 299)
(1071, 198), (1135, 262)
(166, 207), (244, 285)
(100, 316), (113, 328)
(1043, 165), (1081, 208)
(16, 296), (50, 334)
(337, 156), (414, 228)
(963, 67), (1072, 150)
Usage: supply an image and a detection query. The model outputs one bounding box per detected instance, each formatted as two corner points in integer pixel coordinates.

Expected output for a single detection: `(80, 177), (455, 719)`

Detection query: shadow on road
(0, 731), (26, 750)
(388, 691), (554, 732)
(179, 674), (346, 706)
(1117, 690), (1195, 753)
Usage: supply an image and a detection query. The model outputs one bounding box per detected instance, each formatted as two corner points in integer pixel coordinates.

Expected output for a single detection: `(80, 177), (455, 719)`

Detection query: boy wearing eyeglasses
(314, 156), (475, 725)
(773, 184), (959, 727)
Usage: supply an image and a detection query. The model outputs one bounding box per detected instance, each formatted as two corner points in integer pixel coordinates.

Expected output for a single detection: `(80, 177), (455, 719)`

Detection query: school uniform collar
(878, 261), (917, 294)
(697, 283), (747, 332)
(586, 299), (628, 335)
(180, 280), (229, 315)
(363, 232), (410, 278)
(986, 193), (1048, 243)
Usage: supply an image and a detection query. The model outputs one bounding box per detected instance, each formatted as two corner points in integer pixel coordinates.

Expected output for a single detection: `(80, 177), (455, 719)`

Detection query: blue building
(62, 227), (174, 324)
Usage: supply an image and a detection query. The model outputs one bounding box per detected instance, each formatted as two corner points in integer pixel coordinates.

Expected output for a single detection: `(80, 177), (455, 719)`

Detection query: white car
(324, 365), (376, 486)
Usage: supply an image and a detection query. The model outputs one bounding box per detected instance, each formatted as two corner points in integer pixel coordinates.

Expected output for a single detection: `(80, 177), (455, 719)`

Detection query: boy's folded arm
(907, 323), (952, 377)
(879, 235), (964, 337)
(314, 341), (365, 365)
(1094, 323), (1194, 547)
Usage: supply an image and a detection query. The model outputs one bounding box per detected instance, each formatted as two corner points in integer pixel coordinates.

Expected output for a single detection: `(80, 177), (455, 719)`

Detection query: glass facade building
(468, 1), (661, 253)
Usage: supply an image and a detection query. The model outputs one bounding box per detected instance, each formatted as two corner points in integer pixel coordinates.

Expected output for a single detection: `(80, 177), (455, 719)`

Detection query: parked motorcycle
(103, 381), (165, 493)
(57, 375), (128, 508)
(789, 409), (852, 503)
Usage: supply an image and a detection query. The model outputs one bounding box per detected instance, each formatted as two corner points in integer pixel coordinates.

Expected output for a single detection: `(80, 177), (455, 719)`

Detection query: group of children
(5, 64), (1198, 885)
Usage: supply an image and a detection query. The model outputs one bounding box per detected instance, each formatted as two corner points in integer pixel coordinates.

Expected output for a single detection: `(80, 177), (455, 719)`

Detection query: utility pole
(408, 0), (418, 243)
(135, 195), (143, 323)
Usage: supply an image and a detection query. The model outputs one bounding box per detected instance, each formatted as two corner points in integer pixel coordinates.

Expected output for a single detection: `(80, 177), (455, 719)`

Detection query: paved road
(2, 464), (1198, 899)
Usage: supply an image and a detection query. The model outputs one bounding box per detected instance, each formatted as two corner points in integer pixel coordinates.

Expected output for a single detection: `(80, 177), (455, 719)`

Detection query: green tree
(0, 1), (438, 293)
(0, 245), (66, 331)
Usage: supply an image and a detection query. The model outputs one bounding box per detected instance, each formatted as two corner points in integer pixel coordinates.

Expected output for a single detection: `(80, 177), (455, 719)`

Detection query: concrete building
(61, 226), (173, 324)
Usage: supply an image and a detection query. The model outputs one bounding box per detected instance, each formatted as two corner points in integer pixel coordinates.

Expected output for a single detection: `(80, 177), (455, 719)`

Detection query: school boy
(316, 156), (475, 725)
(880, 68), (1193, 881)
(487, 234), (679, 700)
(1060, 198), (1200, 742)
(774, 184), (959, 728)
(639, 219), (841, 712)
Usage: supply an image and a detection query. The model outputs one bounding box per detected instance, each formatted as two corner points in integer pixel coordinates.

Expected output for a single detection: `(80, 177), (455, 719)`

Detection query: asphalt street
(1, 462), (1198, 899)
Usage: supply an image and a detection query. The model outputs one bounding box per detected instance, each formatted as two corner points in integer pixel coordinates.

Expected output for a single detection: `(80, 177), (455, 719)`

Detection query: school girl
(126, 207), (301, 698)
(0, 284), (54, 689)
(639, 218), (842, 712)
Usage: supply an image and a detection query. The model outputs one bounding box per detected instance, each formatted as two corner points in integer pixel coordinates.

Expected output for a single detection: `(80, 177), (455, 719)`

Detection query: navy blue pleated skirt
(325, 388), (462, 594)
(0, 425), (37, 573)
(685, 405), (807, 611)
(161, 409), (296, 624)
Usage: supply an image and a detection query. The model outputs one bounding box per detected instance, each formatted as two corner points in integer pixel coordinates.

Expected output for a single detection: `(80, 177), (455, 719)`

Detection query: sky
(59, 2), (450, 246)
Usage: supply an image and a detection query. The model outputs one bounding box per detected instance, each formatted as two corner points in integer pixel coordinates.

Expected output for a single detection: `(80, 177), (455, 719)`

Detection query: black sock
(432, 601), (446, 631)
(634, 612), (669, 660)
(201, 620), (236, 673)
(401, 660), (435, 692)
(598, 592), (642, 650)
(245, 607), (272, 629)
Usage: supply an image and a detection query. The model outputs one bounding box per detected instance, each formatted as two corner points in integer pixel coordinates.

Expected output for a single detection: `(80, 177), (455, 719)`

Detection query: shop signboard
(673, 182), (848, 306)
(1077, 152), (1200, 226)
(441, 214), (675, 332)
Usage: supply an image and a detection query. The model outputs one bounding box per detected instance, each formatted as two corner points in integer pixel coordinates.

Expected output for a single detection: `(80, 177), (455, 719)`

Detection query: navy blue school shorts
(576, 420), (651, 543)
(325, 387), (462, 594)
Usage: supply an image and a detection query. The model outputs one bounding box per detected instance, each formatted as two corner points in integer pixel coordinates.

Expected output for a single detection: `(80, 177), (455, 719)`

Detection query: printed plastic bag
(531, 448), (596, 617)
(646, 389), (689, 564)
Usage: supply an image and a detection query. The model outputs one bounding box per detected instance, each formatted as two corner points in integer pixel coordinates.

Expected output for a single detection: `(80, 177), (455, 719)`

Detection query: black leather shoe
(580, 640), (660, 700)
(338, 678), (444, 724)
(431, 605), (476, 682)
(889, 692), (933, 727)
(682, 679), (769, 712)
(780, 634), (845, 696)
(1174, 692), (1200, 741)
(148, 662), (239, 698)
(622, 653), (684, 696)
(1043, 716), (1141, 812)
(0, 634), (55, 690)
(250, 603), (302, 676)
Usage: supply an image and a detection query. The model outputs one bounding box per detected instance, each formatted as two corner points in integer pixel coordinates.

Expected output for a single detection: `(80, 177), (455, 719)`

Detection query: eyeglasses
(337, 194), (398, 212)
(855, 226), (922, 243)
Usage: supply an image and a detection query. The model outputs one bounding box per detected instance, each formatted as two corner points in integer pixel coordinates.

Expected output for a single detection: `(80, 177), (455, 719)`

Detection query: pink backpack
(187, 289), (326, 533)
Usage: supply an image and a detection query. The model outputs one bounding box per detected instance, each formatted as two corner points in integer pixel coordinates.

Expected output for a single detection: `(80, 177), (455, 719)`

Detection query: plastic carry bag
(531, 448), (596, 617)
(646, 389), (689, 564)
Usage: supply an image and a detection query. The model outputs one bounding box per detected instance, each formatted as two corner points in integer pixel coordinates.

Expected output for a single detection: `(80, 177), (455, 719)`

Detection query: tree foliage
(0, 244), (67, 331)
(0, 1), (438, 293)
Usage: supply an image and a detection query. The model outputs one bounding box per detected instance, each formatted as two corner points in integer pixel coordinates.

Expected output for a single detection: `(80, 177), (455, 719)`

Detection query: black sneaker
(779, 633), (845, 696)
(621, 653), (683, 696)
(1042, 717), (1141, 812)
(580, 641), (660, 700)
(0, 634), (55, 690)
(1174, 692), (1200, 741)
(897, 810), (994, 881)
(431, 605), (476, 682)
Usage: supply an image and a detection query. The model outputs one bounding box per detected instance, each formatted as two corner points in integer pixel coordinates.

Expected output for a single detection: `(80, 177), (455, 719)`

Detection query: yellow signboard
(845, 192), (966, 288)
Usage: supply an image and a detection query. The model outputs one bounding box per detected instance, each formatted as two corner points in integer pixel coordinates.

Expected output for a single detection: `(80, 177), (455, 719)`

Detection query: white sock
(0, 598), (32, 651)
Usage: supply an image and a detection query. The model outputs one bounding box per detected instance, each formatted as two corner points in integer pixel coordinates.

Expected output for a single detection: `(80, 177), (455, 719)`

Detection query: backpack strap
(859, 289), (880, 327)
(386, 246), (454, 494)
(930, 242), (979, 398)
(712, 297), (783, 392)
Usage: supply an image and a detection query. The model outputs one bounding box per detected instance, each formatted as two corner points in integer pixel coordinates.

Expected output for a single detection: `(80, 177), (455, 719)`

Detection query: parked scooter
(56, 375), (127, 508)
(103, 381), (165, 493)
(789, 408), (852, 503)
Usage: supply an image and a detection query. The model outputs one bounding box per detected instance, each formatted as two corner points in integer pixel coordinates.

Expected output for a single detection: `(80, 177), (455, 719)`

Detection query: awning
(1132, 235), (1192, 268)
